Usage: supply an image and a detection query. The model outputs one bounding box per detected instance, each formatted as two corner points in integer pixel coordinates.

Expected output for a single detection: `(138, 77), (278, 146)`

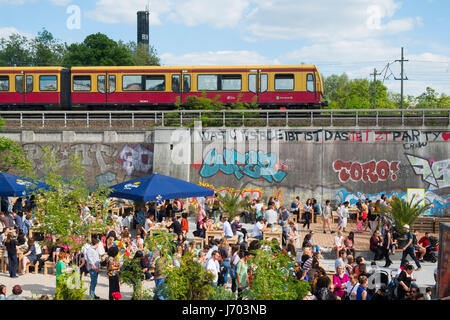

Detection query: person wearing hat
(399, 224), (422, 271)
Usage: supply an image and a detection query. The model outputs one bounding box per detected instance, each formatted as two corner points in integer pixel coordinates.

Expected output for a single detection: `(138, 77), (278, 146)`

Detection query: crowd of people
(0, 193), (439, 300)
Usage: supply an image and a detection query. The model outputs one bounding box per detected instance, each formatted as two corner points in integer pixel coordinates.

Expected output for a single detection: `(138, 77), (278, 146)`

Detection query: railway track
(0, 109), (449, 129)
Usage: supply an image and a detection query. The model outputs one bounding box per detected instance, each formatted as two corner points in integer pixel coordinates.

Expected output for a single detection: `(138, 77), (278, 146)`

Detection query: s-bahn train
(0, 65), (326, 110)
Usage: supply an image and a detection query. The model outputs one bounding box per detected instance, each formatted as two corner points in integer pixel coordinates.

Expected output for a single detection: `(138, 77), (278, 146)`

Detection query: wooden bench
(227, 235), (239, 245)
(412, 217), (435, 233)
(26, 260), (39, 274)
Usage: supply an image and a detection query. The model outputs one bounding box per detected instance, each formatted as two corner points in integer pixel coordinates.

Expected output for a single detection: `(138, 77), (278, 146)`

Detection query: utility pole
(370, 68), (382, 109)
(394, 47), (408, 109)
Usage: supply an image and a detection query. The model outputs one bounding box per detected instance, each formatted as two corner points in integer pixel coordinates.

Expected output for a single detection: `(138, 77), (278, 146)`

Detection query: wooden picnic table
(205, 230), (224, 246)
(263, 225), (283, 245)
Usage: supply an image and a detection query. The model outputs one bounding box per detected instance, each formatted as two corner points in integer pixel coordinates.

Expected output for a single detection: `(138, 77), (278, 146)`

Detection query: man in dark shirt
(400, 225), (421, 270)
(0, 197), (8, 213)
(12, 211), (23, 232)
(167, 214), (182, 235)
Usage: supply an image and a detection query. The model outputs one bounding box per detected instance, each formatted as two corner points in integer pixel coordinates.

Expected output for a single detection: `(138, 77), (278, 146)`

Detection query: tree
(34, 146), (112, 252)
(125, 41), (160, 66)
(0, 136), (32, 174)
(245, 242), (310, 300)
(63, 33), (134, 67)
(0, 33), (33, 66)
(218, 189), (250, 220)
(31, 28), (65, 66)
(379, 195), (430, 236)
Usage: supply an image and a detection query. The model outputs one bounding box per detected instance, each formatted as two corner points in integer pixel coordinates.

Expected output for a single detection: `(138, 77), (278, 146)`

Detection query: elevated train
(0, 65), (326, 110)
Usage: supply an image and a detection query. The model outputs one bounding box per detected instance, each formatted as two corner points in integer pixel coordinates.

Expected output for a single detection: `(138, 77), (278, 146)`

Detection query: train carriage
(0, 67), (70, 109)
(70, 65), (325, 109)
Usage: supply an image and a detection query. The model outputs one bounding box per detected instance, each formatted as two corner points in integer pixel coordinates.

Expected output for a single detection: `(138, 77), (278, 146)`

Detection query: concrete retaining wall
(1, 126), (449, 216)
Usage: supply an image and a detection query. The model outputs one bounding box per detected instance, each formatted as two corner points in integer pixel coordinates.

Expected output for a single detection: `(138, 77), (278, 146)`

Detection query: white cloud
(0, 26), (32, 39)
(167, 0), (251, 29)
(50, 0), (71, 5)
(160, 50), (280, 66)
(86, 0), (172, 25)
(245, 0), (417, 41)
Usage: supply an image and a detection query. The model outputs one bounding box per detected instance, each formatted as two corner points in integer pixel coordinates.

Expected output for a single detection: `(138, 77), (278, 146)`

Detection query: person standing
(340, 202), (349, 233)
(106, 246), (121, 301)
(322, 200), (334, 234)
(4, 233), (18, 278)
(236, 251), (251, 300)
(399, 225), (422, 271)
(85, 238), (101, 299)
(302, 199), (313, 231)
(56, 252), (71, 287)
(206, 250), (221, 286)
(382, 224), (393, 267)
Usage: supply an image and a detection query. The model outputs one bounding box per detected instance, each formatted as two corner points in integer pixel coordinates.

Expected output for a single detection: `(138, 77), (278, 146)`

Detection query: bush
(54, 268), (87, 300)
(209, 286), (237, 300)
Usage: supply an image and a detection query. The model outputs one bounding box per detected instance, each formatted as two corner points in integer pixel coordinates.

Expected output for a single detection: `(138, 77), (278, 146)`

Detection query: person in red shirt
(180, 212), (189, 236)
(418, 232), (430, 248)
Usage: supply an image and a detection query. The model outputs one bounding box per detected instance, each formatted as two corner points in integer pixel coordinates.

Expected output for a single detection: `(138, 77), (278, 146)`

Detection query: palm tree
(217, 190), (250, 220)
(380, 195), (430, 235)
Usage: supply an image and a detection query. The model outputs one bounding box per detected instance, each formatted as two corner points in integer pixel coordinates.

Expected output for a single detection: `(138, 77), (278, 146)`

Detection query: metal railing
(0, 108), (449, 129)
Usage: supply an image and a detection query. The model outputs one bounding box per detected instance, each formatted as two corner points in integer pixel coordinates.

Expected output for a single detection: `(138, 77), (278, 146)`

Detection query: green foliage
(119, 254), (147, 300)
(245, 242), (310, 300)
(125, 41), (160, 66)
(380, 195), (430, 234)
(31, 28), (66, 66)
(218, 190), (250, 220)
(62, 33), (135, 67)
(0, 136), (32, 174)
(0, 33), (33, 66)
(35, 146), (112, 251)
(162, 250), (215, 300)
(54, 268), (87, 300)
(209, 286), (237, 300)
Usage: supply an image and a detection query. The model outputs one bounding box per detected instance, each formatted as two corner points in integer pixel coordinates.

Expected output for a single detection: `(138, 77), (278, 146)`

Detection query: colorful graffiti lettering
(333, 160), (400, 183)
(95, 172), (117, 186)
(406, 154), (450, 190)
(335, 189), (450, 216)
(198, 182), (263, 200)
(118, 144), (153, 176)
(199, 149), (287, 183)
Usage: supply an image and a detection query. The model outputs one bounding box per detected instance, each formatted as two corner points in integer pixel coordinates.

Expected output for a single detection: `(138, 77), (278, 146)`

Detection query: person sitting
(344, 231), (356, 257)
(252, 216), (268, 241)
(333, 231), (344, 257)
(20, 239), (37, 275)
(231, 215), (246, 243)
(413, 230), (426, 262)
(334, 249), (347, 270)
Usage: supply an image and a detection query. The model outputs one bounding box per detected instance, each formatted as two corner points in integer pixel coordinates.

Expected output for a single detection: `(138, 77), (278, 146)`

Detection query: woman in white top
(144, 213), (155, 234)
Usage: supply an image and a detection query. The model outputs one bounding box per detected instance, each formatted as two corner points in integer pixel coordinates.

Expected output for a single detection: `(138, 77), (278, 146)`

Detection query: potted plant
(380, 195), (430, 246)
(217, 190), (250, 220)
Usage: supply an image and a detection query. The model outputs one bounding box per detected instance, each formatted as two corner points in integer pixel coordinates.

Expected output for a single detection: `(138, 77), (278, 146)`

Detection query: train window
(0, 76), (9, 91)
(260, 74), (268, 93)
(39, 75), (57, 91)
(123, 75), (143, 91)
(198, 75), (218, 91)
(275, 74), (294, 90)
(306, 73), (314, 92)
(97, 75), (106, 93)
(172, 75), (180, 93)
(73, 75), (91, 91)
(145, 75), (165, 91)
(15, 75), (24, 93)
(221, 75), (241, 91)
(26, 75), (33, 93)
(183, 75), (191, 93)
(109, 75), (116, 93)
(249, 74), (257, 93)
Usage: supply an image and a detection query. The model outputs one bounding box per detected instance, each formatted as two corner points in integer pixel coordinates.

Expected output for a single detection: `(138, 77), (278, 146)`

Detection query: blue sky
(1, 0), (449, 96)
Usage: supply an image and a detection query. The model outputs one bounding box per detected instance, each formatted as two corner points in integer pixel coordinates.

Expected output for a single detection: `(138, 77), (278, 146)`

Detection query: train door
(181, 71), (192, 104)
(248, 71), (259, 104)
(107, 73), (117, 105)
(97, 73), (107, 105)
(14, 72), (33, 105)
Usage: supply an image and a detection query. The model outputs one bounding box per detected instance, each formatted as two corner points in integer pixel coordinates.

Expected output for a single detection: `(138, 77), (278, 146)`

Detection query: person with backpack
(229, 245), (240, 294)
(399, 224), (422, 271)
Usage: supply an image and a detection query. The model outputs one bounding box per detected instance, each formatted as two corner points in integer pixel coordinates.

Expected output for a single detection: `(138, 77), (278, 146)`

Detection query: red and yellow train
(0, 65), (326, 109)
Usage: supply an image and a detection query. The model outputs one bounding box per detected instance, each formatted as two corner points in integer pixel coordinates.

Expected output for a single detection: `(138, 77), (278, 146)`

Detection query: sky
(0, 0), (449, 96)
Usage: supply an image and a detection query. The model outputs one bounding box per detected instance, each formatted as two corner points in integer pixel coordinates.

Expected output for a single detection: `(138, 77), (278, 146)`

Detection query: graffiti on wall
(196, 129), (450, 143)
(197, 149), (288, 183)
(118, 144), (153, 176)
(198, 182), (263, 200)
(335, 189), (450, 216)
(406, 154), (450, 191)
(333, 160), (400, 183)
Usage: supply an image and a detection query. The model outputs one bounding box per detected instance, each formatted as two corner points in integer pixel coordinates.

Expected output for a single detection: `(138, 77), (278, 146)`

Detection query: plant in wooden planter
(380, 195), (430, 236)
(217, 189), (250, 220)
